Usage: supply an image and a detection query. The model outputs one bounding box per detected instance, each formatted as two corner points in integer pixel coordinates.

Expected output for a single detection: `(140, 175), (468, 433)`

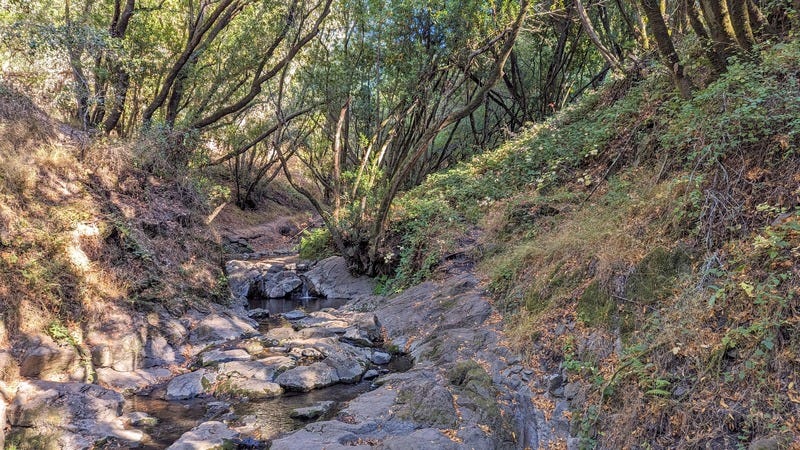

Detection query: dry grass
(0, 82), (226, 348)
(477, 155), (800, 447)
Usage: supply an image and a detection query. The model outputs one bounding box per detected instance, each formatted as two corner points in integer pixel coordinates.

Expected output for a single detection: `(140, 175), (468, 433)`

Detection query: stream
(123, 289), (410, 449)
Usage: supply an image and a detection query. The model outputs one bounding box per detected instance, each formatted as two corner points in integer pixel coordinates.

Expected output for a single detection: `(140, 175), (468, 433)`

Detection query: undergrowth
(383, 40), (800, 448)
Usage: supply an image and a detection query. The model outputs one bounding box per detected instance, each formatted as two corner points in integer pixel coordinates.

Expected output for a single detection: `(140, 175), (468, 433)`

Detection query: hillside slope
(384, 42), (800, 448)
(0, 82), (230, 368)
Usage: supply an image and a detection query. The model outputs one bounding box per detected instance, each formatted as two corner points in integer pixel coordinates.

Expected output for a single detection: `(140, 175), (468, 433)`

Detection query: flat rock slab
(290, 401), (335, 420)
(216, 358), (293, 380)
(166, 421), (238, 450)
(96, 367), (173, 393)
(199, 348), (251, 366)
(9, 380), (142, 448)
(218, 378), (283, 399)
(282, 310), (307, 320)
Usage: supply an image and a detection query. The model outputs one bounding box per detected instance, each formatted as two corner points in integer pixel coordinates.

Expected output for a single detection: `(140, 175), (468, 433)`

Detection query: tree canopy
(1, 0), (796, 273)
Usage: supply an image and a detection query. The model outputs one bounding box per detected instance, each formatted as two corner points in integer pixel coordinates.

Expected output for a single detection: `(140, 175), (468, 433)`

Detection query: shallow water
(231, 379), (375, 440)
(125, 289), (408, 449)
(247, 295), (351, 315)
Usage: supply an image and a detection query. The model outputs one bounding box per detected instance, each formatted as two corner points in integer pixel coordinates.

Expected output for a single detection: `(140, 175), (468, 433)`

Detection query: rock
(380, 428), (461, 450)
(340, 327), (373, 347)
(225, 260), (265, 299)
(748, 436), (786, 450)
(8, 381), (142, 447)
(199, 349), (251, 366)
(302, 256), (375, 299)
(217, 378), (283, 399)
(269, 421), (377, 450)
(190, 314), (257, 344)
(290, 401), (335, 419)
(96, 367), (172, 393)
(166, 370), (216, 400)
(363, 369), (379, 380)
(126, 411), (158, 427)
(88, 332), (144, 372)
(275, 362), (339, 392)
(324, 352), (366, 383)
(166, 421), (238, 450)
(19, 336), (80, 380)
(143, 334), (183, 368)
(547, 373), (564, 395)
(289, 347), (323, 360)
(267, 272), (303, 298)
(370, 351), (391, 365)
(283, 310), (307, 320)
(563, 382), (580, 400)
(247, 308), (270, 319)
(0, 350), (19, 381)
(239, 339), (265, 355)
(216, 357), (295, 381)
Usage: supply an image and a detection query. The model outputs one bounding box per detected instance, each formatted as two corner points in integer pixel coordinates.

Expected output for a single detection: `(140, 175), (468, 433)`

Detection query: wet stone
(283, 310), (307, 321)
(370, 351), (391, 365)
(290, 401), (335, 420)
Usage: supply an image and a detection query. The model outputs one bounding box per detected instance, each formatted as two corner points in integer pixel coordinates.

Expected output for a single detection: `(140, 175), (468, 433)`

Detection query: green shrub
(298, 227), (335, 260)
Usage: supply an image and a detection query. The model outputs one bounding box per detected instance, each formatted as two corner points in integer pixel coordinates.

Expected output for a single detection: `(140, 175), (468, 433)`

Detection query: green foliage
(298, 227), (335, 260)
(662, 41), (800, 166)
(46, 320), (78, 347)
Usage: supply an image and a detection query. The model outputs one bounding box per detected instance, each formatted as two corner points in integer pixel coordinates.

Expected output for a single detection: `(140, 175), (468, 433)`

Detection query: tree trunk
(745, 0), (772, 36)
(727, 0), (756, 50)
(686, 0), (727, 74)
(698, 0), (738, 62)
(575, 0), (622, 71)
(641, 0), (693, 98)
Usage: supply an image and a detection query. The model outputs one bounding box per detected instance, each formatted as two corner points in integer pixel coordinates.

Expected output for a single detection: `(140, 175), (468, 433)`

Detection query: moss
(5, 429), (60, 450)
(624, 246), (691, 305)
(577, 280), (615, 329)
(447, 360), (506, 436)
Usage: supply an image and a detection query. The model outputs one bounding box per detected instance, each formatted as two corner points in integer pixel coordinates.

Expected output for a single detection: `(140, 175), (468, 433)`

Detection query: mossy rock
(577, 280), (615, 328)
(625, 247), (691, 305)
(447, 360), (509, 439)
(5, 428), (60, 450)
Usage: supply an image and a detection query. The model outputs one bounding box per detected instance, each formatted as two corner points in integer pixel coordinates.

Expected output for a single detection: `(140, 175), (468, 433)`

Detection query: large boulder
(166, 421), (238, 450)
(189, 314), (258, 344)
(7, 381), (142, 448)
(265, 271), (303, 298)
(225, 260), (272, 299)
(302, 256), (375, 299)
(216, 378), (283, 399)
(89, 332), (143, 372)
(216, 356), (295, 380)
(165, 370), (216, 400)
(18, 335), (82, 381)
(275, 362), (339, 392)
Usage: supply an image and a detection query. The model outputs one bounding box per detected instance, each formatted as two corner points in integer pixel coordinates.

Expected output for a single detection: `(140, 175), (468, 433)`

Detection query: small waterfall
(297, 282), (312, 300)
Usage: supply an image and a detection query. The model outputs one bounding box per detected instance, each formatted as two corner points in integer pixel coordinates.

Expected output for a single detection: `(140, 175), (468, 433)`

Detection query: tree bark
(686, 0), (727, 74)
(641, 0), (693, 98)
(698, 0), (738, 61)
(727, 0), (756, 50)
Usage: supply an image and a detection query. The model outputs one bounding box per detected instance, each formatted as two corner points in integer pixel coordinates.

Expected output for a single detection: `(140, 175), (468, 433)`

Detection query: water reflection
(247, 295), (350, 315)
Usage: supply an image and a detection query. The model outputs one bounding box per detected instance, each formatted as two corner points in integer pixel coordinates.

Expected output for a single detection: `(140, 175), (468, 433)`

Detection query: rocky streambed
(1, 255), (573, 449)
